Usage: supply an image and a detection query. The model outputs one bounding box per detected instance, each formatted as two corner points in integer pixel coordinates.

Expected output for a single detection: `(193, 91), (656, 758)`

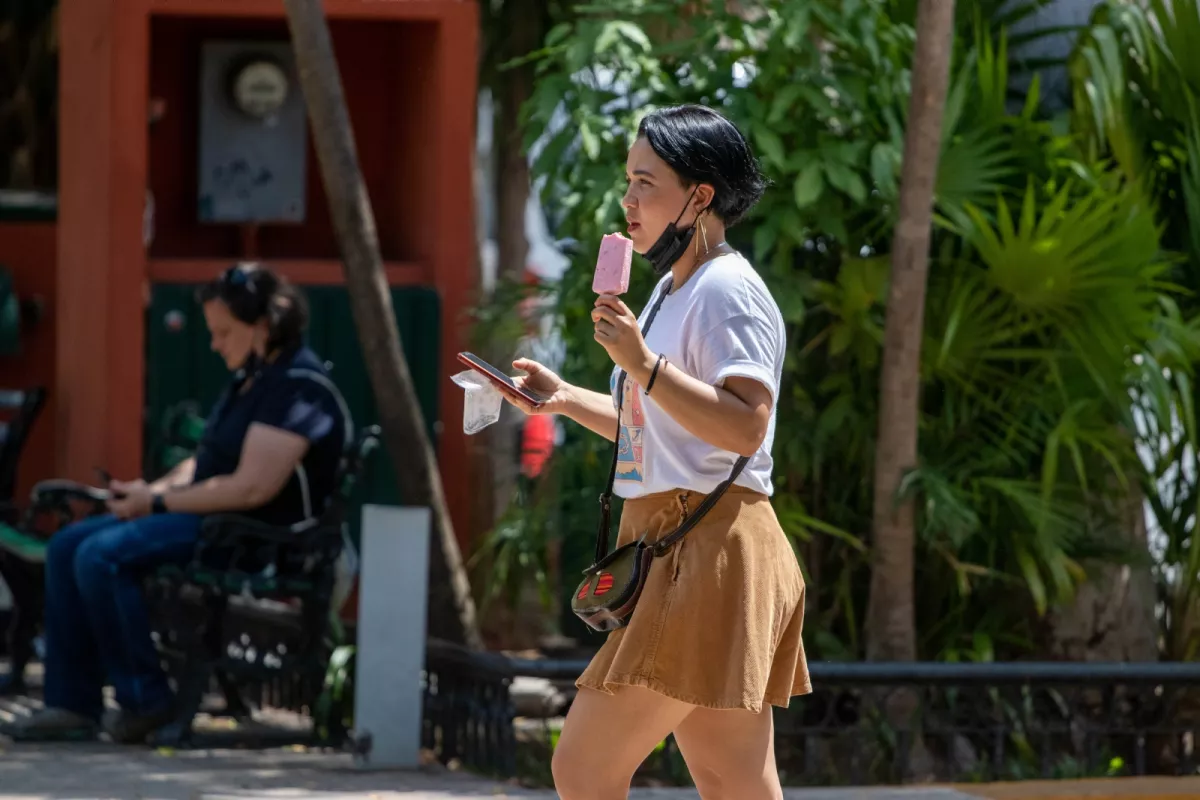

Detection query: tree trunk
(865, 0), (957, 666)
(282, 0), (483, 650)
(1043, 475), (1158, 662)
(493, 0), (542, 291)
(471, 0), (548, 646)
(474, 0), (543, 549)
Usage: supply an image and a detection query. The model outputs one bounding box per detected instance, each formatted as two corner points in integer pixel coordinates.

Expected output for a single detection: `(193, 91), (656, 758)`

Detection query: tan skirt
(576, 485), (811, 712)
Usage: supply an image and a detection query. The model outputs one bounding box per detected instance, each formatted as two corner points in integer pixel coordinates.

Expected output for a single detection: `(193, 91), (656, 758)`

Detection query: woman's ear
(694, 184), (717, 215)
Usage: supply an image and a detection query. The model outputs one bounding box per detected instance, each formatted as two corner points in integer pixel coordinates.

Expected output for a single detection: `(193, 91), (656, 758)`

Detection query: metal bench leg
(149, 661), (209, 748)
(217, 669), (252, 720)
(0, 556), (42, 695)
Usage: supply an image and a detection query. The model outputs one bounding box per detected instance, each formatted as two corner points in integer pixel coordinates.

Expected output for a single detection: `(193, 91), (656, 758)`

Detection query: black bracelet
(151, 494), (168, 515)
(645, 354), (667, 395)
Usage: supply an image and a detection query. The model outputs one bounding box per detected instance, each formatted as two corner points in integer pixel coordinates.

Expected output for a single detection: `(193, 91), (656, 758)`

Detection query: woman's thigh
(552, 685), (693, 800)
(672, 703), (783, 800)
(45, 515), (119, 577)
(74, 513), (201, 575)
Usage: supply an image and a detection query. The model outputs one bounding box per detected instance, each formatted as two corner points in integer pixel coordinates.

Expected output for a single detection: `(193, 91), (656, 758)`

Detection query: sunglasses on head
(220, 264), (258, 293)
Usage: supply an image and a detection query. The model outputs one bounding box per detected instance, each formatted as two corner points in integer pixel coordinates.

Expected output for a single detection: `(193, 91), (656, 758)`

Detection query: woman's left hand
(592, 295), (653, 376)
(107, 479), (153, 520)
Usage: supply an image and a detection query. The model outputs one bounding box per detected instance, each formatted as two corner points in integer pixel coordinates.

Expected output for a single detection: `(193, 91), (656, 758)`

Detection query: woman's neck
(670, 238), (731, 292)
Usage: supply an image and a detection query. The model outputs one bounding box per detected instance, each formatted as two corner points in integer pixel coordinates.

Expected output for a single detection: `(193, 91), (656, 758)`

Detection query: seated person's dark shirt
(192, 345), (351, 526)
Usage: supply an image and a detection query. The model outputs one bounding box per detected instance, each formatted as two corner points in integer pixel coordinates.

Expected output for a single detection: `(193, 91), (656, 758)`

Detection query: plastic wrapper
(451, 370), (503, 434)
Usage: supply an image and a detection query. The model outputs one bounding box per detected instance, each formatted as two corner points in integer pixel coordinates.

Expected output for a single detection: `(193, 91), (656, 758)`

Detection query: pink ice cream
(592, 232), (633, 295)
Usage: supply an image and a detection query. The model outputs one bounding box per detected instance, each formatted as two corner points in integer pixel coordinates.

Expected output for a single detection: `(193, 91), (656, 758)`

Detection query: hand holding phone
(457, 352), (551, 408)
(94, 466), (126, 499)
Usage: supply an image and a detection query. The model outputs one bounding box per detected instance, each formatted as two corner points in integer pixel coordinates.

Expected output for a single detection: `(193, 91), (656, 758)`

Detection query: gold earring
(700, 215), (710, 255)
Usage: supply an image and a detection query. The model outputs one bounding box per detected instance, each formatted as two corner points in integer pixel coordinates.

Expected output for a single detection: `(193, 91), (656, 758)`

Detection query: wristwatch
(151, 493), (168, 515)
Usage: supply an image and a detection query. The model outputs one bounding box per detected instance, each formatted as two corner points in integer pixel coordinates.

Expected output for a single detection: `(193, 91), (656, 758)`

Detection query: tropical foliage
(1071, 0), (1200, 660)
(471, 0), (1200, 664)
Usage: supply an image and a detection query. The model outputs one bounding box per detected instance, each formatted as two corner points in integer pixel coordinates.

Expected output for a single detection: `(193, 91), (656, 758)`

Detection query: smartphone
(456, 352), (550, 408)
(94, 466), (125, 499)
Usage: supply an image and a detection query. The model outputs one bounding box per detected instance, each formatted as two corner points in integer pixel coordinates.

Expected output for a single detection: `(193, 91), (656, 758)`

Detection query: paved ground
(2, 742), (1200, 800)
(0, 742), (949, 799)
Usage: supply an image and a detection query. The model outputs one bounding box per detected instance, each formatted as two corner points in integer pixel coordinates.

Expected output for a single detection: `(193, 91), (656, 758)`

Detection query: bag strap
(595, 278), (673, 564)
(593, 277), (751, 565)
(650, 453), (749, 557)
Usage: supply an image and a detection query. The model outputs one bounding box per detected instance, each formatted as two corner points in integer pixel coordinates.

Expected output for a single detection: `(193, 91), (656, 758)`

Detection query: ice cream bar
(592, 232), (634, 295)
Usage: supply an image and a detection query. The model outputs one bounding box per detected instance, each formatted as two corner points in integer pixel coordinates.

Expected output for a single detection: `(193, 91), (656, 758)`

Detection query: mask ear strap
(673, 186), (700, 226)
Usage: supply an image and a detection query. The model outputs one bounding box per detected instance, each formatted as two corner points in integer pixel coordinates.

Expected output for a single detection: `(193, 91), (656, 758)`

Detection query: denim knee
(45, 515), (118, 587)
(72, 536), (115, 595)
(45, 532), (76, 577)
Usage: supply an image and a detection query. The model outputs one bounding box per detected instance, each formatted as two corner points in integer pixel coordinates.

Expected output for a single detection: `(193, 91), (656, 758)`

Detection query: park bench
(143, 423), (380, 746)
(0, 397), (379, 746)
(0, 393), (512, 767)
(0, 388), (46, 521)
(0, 387), (47, 686)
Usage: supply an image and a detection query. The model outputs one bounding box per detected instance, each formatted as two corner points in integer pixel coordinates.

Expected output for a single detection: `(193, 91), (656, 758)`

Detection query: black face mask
(239, 350), (262, 377)
(643, 188), (701, 276)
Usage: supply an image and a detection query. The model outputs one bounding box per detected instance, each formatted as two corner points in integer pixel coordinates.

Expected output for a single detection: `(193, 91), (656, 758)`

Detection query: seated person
(3, 263), (351, 743)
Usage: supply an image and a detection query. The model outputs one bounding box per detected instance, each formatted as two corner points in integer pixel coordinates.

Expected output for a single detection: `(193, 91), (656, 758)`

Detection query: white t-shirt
(609, 251), (785, 499)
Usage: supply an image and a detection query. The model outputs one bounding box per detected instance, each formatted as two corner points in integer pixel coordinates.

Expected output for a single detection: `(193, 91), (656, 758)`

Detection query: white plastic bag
(451, 370), (503, 434)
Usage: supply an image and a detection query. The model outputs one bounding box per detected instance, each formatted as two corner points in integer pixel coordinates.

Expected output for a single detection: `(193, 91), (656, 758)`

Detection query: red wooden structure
(0, 0), (480, 548)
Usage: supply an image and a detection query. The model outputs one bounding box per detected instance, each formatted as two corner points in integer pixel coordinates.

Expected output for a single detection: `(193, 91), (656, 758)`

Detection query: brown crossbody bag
(571, 279), (749, 633)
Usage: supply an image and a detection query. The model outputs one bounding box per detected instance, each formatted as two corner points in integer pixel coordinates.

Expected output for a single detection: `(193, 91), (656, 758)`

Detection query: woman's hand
(592, 295), (654, 378)
(509, 358), (575, 416)
(107, 478), (153, 520)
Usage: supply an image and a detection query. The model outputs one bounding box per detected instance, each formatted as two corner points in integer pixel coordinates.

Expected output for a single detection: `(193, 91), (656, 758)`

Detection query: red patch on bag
(594, 573), (614, 596)
(577, 581), (590, 600)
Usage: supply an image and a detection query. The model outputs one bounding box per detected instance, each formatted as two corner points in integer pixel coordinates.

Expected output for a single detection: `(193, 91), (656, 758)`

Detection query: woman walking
(507, 104), (809, 799)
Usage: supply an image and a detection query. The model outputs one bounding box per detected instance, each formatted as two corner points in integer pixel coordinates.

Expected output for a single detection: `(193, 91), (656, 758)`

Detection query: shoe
(102, 706), (177, 745)
(1, 707), (98, 741)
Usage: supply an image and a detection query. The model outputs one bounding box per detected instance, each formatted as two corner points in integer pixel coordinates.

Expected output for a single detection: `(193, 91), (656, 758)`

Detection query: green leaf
(1016, 546), (1048, 616)
(756, 128), (788, 170)
(579, 120), (600, 160)
(754, 217), (776, 263)
(768, 84), (806, 126)
(545, 22), (573, 49)
(870, 142), (898, 195)
(793, 163), (824, 208)
(824, 161), (868, 203)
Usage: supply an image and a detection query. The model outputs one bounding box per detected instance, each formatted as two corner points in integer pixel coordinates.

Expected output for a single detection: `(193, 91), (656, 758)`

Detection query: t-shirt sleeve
(251, 378), (338, 444)
(694, 312), (780, 404)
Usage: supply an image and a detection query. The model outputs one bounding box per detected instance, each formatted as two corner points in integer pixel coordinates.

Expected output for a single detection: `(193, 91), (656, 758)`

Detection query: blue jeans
(42, 513), (201, 719)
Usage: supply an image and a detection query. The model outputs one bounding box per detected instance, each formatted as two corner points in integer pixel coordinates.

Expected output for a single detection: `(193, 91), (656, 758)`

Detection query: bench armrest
(28, 480), (110, 520)
(30, 479), (110, 505)
(195, 513), (344, 579)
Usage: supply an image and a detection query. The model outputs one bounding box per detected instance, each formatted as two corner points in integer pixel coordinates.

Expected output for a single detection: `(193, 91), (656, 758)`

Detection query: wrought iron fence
(422, 639), (516, 777)
(420, 650), (1200, 787)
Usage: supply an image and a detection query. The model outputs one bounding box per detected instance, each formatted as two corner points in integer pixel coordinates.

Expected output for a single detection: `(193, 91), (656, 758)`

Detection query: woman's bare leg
(552, 685), (694, 800)
(672, 703), (784, 800)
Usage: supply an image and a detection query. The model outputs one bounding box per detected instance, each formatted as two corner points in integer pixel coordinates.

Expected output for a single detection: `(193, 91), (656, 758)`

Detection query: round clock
(230, 58), (289, 121)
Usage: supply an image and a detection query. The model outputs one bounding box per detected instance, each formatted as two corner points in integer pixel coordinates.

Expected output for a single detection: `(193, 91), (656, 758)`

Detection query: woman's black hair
(637, 105), (767, 226)
(196, 262), (309, 352)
